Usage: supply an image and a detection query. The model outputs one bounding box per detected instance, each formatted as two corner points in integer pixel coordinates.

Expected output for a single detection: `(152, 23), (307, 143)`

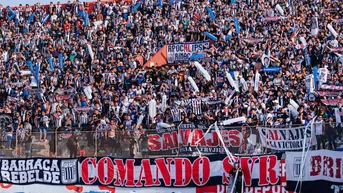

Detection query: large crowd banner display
(148, 123), (249, 155)
(0, 154), (289, 189)
(0, 184), (296, 193)
(0, 158), (78, 185)
(286, 150), (343, 193)
(79, 155), (223, 187)
(79, 154), (287, 188)
(0, 184), (208, 193)
(258, 126), (316, 150)
(166, 41), (210, 64)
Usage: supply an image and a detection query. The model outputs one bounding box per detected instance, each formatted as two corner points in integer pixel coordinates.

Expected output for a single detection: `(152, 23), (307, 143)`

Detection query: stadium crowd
(0, 0), (343, 157)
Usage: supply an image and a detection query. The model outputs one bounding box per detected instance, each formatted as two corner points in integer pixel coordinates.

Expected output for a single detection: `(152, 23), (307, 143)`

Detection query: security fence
(0, 121), (339, 158)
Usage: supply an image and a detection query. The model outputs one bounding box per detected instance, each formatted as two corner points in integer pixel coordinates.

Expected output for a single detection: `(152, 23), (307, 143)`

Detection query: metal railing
(0, 122), (340, 158)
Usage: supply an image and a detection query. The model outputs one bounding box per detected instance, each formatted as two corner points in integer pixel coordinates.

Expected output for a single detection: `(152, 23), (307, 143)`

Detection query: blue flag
(233, 17), (240, 34)
(8, 14), (15, 21)
(190, 53), (205, 60)
(28, 12), (35, 24)
(35, 63), (40, 87)
(225, 35), (232, 41)
(59, 53), (64, 70)
(84, 13), (89, 27)
(133, 3), (141, 12)
(79, 10), (85, 18)
(27, 60), (34, 73)
(42, 14), (50, 24)
(206, 8), (215, 21)
(313, 66), (318, 89)
(47, 55), (54, 70)
(260, 67), (281, 73)
(204, 32), (218, 41)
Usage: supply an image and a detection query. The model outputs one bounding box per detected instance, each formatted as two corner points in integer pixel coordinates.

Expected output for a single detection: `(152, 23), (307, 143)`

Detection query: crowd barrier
(0, 122), (337, 159)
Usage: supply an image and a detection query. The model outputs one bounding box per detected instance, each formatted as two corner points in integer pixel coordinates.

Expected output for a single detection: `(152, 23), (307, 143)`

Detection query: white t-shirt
(314, 120), (323, 136)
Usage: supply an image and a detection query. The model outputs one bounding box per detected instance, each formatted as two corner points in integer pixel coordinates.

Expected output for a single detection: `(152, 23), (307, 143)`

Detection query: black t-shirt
(230, 168), (243, 183)
(198, 31), (205, 40)
(189, 66), (197, 77)
(140, 135), (149, 149)
(185, 31), (192, 41)
(94, 74), (103, 83)
(67, 136), (77, 148)
(5, 126), (13, 132)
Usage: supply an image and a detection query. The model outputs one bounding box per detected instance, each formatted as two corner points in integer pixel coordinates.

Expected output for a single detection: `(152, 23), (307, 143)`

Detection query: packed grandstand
(0, 0), (342, 193)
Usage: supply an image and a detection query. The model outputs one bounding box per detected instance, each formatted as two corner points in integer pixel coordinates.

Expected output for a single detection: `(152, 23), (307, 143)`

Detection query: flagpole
(295, 117), (316, 192)
(177, 121), (183, 157)
(230, 169), (239, 193)
(241, 172), (244, 193)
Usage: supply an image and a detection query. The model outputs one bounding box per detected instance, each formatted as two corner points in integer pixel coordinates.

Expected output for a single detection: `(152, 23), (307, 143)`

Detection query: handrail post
(15, 131), (18, 158)
(95, 126), (98, 157)
(55, 127), (58, 158)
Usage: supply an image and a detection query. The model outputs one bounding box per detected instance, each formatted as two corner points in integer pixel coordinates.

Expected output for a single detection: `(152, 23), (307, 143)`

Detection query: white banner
(305, 74), (315, 94)
(166, 41), (209, 64)
(258, 126), (316, 150)
(318, 68), (328, 83)
(286, 150), (343, 193)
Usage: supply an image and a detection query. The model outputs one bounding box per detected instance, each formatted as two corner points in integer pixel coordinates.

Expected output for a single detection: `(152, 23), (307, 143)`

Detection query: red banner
(79, 154), (287, 188)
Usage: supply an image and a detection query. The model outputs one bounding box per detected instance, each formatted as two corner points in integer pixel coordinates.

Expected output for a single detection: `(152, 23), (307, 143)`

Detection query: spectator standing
(66, 132), (78, 158)
(49, 134), (57, 158)
(314, 115), (325, 150)
(326, 117), (337, 150)
(39, 111), (49, 142)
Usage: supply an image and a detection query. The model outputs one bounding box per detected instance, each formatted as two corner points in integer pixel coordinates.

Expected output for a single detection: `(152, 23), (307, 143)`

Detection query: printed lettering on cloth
(320, 84), (343, 91)
(55, 89), (76, 101)
(146, 123), (177, 155)
(0, 158), (78, 185)
(316, 91), (340, 97)
(321, 99), (343, 106)
(286, 150), (343, 193)
(258, 126), (316, 150)
(79, 154), (284, 187)
(0, 184), (199, 193)
(0, 154), (286, 188)
(240, 160), (297, 193)
(0, 114), (13, 128)
(28, 88), (43, 96)
(166, 41), (209, 64)
(148, 123), (246, 155)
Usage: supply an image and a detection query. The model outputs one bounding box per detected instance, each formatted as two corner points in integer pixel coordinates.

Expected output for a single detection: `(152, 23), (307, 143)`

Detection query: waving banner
(166, 41), (209, 64)
(286, 150), (343, 193)
(0, 158), (78, 185)
(258, 126), (316, 150)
